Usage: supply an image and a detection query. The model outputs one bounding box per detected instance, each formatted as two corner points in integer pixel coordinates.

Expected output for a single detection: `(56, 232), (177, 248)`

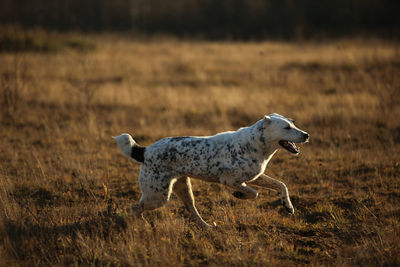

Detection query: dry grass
(0, 34), (400, 266)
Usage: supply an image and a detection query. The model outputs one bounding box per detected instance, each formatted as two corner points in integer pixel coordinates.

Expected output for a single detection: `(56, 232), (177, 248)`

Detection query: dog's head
(261, 113), (309, 154)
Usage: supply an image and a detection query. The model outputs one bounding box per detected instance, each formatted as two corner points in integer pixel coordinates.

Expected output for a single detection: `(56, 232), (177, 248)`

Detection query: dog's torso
(143, 121), (276, 183)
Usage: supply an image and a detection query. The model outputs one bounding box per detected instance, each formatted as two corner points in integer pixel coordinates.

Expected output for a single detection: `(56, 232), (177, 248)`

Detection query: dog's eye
(284, 126), (291, 130)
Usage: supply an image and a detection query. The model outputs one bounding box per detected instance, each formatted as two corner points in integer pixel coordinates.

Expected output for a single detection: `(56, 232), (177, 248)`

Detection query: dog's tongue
(279, 140), (299, 154)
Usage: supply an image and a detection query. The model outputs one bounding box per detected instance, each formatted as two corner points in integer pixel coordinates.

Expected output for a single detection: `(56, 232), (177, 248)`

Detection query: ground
(0, 34), (399, 266)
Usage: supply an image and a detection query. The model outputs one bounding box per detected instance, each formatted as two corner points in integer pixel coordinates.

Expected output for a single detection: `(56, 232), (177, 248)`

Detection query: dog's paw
(284, 205), (295, 214)
(199, 221), (217, 230)
(280, 197), (294, 214)
(232, 191), (245, 199)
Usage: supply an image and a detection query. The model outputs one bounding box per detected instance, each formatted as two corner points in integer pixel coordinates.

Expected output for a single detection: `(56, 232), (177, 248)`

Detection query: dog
(113, 113), (309, 228)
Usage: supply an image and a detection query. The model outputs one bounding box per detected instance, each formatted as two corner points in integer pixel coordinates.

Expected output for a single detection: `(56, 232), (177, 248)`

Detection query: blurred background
(1, 0), (399, 40)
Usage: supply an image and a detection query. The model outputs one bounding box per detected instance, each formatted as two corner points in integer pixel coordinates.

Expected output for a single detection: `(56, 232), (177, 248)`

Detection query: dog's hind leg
(132, 167), (177, 221)
(173, 177), (214, 229)
(249, 174), (294, 214)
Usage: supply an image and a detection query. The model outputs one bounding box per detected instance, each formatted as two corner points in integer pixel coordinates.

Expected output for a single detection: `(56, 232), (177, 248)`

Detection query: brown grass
(0, 34), (400, 266)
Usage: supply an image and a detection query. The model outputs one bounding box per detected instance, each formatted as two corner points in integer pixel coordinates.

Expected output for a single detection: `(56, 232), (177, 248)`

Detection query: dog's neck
(250, 118), (279, 159)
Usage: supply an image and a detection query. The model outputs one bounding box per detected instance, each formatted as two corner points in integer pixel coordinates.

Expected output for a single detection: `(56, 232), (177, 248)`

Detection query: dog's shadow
(257, 197), (294, 215)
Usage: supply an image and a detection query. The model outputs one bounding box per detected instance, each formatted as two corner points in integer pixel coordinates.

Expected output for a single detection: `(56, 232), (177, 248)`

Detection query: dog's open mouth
(279, 140), (299, 154)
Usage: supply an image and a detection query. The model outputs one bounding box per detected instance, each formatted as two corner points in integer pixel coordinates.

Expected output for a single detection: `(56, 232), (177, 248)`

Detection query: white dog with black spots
(114, 113), (309, 229)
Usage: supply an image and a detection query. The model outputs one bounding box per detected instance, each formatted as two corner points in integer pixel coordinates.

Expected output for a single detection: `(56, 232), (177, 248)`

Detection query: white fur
(113, 133), (136, 158)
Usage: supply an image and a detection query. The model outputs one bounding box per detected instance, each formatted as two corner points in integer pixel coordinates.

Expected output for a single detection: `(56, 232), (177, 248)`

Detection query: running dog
(113, 113), (309, 228)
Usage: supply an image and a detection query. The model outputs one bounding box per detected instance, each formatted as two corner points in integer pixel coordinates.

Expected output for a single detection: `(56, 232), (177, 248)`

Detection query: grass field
(0, 33), (399, 266)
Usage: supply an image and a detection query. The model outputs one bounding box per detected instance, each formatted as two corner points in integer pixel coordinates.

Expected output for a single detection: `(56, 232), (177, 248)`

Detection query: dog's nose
(303, 133), (310, 140)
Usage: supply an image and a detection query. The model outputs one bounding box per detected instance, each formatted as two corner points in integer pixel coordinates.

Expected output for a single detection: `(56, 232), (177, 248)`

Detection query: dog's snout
(303, 132), (310, 141)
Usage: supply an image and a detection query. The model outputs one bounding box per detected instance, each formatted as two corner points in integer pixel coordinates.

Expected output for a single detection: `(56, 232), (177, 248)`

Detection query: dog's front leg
(249, 174), (294, 214)
(220, 177), (259, 200)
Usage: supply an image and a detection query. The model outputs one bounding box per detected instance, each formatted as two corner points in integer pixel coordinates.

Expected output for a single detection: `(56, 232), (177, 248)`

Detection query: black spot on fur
(232, 191), (245, 199)
(131, 146), (146, 163)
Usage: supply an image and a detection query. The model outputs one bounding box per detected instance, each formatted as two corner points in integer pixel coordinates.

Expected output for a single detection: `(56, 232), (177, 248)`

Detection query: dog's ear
(264, 115), (272, 125)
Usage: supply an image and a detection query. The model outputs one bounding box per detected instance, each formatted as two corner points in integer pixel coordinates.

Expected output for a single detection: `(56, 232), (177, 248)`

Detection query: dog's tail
(113, 133), (145, 163)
